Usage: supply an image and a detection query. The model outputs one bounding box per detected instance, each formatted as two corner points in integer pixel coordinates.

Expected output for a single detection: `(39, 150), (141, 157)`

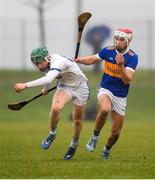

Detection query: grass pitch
(0, 120), (155, 178)
(0, 70), (155, 178)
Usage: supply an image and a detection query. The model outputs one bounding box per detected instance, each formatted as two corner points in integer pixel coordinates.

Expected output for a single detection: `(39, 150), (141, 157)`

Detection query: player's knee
(51, 106), (61, 115)
(100, 106), (111, 114)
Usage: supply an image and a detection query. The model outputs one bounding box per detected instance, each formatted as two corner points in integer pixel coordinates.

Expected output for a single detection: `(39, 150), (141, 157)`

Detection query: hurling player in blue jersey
(75, 28), (138, 159)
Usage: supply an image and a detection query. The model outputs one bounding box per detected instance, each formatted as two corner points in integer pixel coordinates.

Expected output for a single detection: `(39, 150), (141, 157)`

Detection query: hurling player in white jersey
(15, 47), (89, 160)
(75, 28), (138, 159)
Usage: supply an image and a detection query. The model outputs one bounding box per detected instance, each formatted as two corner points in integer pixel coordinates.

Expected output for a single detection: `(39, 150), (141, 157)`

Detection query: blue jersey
(97, 46), (138, 98)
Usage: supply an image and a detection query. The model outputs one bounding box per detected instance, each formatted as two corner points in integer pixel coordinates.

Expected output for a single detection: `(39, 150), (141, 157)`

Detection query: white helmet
(114, 28), (133, 42)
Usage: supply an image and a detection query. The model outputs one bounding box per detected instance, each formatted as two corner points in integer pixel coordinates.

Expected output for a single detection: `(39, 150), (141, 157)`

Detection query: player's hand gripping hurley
(8, 86), (57, 111)
(8, 12), (92, 111)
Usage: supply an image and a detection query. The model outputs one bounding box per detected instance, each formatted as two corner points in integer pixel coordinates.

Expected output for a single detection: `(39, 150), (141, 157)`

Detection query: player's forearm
(26, 77), (52, 87)
(76, 55), (99, 65)
(119, 66), (133, 85)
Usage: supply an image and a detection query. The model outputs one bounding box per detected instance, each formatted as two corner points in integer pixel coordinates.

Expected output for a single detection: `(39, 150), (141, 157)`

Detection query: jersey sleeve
(97, 47), (108, 61)
(126, 54), (138, 71)
(26, 70), (59, 88)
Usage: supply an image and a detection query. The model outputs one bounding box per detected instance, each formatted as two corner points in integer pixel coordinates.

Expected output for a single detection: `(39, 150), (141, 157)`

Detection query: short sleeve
(97, 47), (108, 60)
(126, 54), (138, 71)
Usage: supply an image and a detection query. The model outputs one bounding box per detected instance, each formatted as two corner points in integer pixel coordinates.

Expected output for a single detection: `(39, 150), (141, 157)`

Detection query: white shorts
(57, 81), (89, 106)
(97, 88), (127, 116)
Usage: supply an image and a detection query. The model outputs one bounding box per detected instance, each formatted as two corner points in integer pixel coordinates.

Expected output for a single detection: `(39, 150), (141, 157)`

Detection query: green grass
(0, 120), (155, 178)
(0, 70), (155, 178)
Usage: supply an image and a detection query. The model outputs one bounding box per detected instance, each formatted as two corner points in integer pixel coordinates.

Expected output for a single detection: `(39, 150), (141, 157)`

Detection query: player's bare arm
(75, 55), (100, 65)
(116, 54), (135, 84)
(119, 67), (135, 85)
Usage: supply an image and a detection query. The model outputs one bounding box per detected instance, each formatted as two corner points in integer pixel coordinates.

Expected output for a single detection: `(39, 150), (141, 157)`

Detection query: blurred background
(0, 0), (155, 70)
(0, 0), (155, 120)
(0, 2), (155, 178)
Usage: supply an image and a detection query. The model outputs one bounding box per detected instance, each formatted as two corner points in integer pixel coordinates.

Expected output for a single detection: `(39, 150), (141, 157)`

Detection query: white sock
(50, 128), (56, 135)
(70, 138), (78, 149)
(92, 134), (99, 140)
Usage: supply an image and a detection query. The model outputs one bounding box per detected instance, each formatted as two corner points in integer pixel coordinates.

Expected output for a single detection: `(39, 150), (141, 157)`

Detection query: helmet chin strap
(115, 46), (129, 55)
(114, 38), (130, 55)
(45, 54), (52, 62)
(44, 55), (53, 71)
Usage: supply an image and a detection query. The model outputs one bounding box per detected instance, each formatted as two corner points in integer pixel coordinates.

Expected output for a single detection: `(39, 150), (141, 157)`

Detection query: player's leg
(95, 94), (112, 131)
(72, 104), (85, 139)
(64, 81), (89, 160)
(50, 89), (72, 129)
(64, 104), (85, 160)
(102, 96), (126, 159)
(102, 111), (124, 159)
(108, 111), (124, 147)
(42, 89), (72, 149)
(86, 93), (111, 152)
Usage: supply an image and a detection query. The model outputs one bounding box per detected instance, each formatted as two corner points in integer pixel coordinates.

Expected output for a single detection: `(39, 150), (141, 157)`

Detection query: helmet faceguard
(31, 47), (51, 71)
(31, 47), (49, 64)
(114, 28), (133, 47)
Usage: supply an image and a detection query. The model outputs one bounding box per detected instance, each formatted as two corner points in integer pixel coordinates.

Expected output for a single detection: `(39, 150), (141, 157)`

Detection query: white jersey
(50, 54), (87, 86)
(26, 54), (87, 88)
